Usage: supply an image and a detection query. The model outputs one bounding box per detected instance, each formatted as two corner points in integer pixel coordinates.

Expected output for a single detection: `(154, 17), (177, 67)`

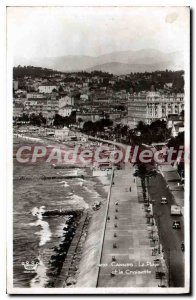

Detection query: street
(148, 173), (184, 287)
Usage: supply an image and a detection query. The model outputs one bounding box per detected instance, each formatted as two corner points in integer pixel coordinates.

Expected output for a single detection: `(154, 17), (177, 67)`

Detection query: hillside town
(13, 66), (184, 141)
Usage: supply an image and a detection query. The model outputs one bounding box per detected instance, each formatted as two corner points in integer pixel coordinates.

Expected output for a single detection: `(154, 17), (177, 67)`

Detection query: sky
(7, 6), (189, 59)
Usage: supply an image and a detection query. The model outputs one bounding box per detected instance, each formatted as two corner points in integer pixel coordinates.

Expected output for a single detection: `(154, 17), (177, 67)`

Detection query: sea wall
(75, 203), (107, 287)
(75, 171), (113, 287)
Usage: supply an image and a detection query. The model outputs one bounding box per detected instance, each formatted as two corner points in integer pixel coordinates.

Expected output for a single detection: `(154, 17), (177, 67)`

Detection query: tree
(167, 132), (184, 148)
(180, 110), (184, 118)
(29, 114), (41, 126)
(59, 86), (64, 93)
(136, 121), (147, 133)
(67, 111), (76, 125)
(149, 120), (167, 130)
(19, 113), (29, 122)
(38, 113), (46, 125)
(53, 114), (65, 127)
(78, 117), (83, 123)
(121, 125), (128, 137)
(134, 162), (157, 201)
(83, 121), (94, 133)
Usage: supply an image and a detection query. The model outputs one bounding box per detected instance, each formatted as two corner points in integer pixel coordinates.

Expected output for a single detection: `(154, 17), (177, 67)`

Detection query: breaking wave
(30, 206), (52, 246)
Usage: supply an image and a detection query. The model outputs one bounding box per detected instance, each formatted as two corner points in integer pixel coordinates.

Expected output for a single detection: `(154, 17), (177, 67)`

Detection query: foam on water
(83, 185), (100, 198)
(71, 194), (89, 209)
(30, 206), (52, 246)
(30, 255), (48, 287)
(58, 180), (69, 188)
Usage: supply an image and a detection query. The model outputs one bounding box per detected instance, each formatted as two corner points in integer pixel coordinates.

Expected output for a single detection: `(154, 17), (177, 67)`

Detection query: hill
(14, 49), (184, 75)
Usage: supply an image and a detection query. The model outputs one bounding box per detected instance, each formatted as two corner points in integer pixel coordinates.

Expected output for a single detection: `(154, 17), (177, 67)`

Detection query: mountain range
(14, 49), (184, 75)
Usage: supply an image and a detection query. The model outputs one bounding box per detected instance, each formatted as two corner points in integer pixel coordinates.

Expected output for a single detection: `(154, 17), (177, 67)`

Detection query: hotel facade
(128, 91), (184, 128)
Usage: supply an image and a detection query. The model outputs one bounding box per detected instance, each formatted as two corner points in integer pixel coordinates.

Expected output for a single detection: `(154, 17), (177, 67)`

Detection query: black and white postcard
(6, 4), (190, 294)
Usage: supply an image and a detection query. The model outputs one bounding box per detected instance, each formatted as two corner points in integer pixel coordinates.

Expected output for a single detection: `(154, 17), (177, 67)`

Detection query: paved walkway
(97, 163), (168, 287)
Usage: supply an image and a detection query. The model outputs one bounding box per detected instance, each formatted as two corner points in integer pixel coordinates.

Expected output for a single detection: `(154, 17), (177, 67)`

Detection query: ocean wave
(70, 194), (89, 209)
(83, 185), (100, 198)
(58, 180), (69, 188)
(30, 206), (52, 246)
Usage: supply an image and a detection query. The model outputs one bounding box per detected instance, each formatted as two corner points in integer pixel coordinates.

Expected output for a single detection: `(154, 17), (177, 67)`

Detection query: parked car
(171, 205), (182, 216)
(161, 197), (168, 205)
(172, 221), (181, 229)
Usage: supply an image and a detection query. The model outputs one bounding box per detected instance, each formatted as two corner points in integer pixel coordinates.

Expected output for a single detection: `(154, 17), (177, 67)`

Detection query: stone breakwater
(42, 211), (86, 288)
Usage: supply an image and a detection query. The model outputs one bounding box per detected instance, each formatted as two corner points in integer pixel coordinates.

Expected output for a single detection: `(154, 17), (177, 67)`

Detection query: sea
(13, 137), (108, 288)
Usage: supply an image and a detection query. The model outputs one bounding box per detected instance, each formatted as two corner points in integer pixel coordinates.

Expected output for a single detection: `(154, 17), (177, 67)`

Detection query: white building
(27, 92), (45, 99)
(167, 114), (184, 137)
(128, 92), (184, 128)
(80, 94), (89, 101)
(171, 122), (184, 137)
(58, 105), (73, 117)
(59, 95), (74, 108)
(55, 127), (70, 140)
(38, 85), (58, 94)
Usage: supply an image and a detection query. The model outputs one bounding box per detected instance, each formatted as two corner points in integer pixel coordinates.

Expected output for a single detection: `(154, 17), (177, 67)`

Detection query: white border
(3, 0), (191, 296)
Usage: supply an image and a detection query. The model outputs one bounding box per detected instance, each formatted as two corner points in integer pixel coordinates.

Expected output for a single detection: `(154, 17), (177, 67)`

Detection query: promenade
(97, 163), (168, 288)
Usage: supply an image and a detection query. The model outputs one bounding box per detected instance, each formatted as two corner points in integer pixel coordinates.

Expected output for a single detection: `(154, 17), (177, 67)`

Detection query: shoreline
(13, 133), (112, 287)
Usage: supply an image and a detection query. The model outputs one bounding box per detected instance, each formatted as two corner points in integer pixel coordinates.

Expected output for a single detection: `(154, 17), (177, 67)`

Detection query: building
(38, 84), (58, 94)
(24, 97), (58, 118)
(27, 92), (45, 99)
(42, 99), (59, 118)
(171, 122), (184, 137)
(107, 111), (122, 121)
(80, 94), (89, 101)
(128, 91), (184, 128)
(13, 103), (24, 118)
(167, 114), (184, 137)
(93, 93), (111, 104)
(59, 95), (74, 108)
(58, 105), (74, 117)
(76, 112), (103, 123)
(54, 127), (75, 141)
(24, 98), (48, 115)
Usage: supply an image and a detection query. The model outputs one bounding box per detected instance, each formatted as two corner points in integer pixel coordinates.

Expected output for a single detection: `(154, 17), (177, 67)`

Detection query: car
(172, 221), (181, 229)
(171, 205), (182, 216)
(161, 197), (168, 204)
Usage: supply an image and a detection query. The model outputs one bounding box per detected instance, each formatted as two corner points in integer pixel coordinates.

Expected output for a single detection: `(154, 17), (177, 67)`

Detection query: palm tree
(134, 162), (157, 201)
